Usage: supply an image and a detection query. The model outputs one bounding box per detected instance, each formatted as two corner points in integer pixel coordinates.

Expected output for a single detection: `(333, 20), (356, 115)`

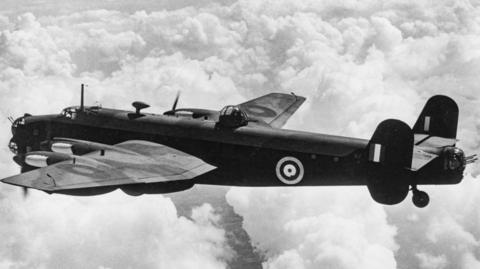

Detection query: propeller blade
(172, 92), (180, 112)
(22, 187), (29, 199)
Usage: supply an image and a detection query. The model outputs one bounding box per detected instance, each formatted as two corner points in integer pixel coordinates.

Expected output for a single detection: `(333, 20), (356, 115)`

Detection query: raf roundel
(275, 156), (304, 185)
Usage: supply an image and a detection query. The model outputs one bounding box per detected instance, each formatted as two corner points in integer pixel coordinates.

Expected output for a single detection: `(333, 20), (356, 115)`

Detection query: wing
(238, 93), (306, 128)
(1, 140), (216, 192)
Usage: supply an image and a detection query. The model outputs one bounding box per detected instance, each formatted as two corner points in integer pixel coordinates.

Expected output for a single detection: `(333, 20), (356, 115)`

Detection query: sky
(1, 0), (480, 268)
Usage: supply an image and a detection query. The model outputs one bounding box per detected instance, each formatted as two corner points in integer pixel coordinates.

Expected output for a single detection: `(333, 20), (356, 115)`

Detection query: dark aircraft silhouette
(2, 85), (477, 207)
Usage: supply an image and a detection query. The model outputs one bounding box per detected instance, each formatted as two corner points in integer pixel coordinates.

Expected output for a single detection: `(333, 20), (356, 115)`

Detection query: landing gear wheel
(412, 190), (429, 208)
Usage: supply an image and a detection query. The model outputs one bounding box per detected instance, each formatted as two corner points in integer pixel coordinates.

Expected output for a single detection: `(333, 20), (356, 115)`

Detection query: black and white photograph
(1, 0), (479, 268)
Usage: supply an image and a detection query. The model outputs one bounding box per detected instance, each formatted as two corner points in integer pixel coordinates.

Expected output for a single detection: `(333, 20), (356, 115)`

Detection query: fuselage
(9, 105), (463, 190)
(5, 93), (471, 208)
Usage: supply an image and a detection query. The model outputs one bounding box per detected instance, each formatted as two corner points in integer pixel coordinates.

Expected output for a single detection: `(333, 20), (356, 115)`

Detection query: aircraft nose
(11, 114), (31, 135)
(9, 114), (33, 156)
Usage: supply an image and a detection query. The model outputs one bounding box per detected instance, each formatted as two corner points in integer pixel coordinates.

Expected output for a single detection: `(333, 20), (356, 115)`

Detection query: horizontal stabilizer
(411, 147), (438, 171)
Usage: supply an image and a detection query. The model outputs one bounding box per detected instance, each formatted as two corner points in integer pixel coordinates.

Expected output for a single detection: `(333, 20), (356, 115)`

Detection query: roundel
(275, 156), (304, 185)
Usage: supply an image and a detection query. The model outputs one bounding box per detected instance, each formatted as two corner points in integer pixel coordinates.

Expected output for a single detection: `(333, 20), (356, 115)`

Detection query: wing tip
(0, 171), (54, 192)
(270, 92), (307, 101)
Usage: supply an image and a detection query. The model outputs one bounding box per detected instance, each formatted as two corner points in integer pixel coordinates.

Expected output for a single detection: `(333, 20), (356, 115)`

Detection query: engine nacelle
(51, 141), (105, 155)
(51, 142), (74, 155)
(55, 186), (118, 196)
(121, 181), (194, 196)
(25, 151), (72, 168)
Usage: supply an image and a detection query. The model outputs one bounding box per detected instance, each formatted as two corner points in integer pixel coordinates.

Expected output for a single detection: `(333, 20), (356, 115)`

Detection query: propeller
(171, 91), (180, 112)
(164, 92), (181, 116)
(19, 167), (32, 199)
(22, 187), (29, 199)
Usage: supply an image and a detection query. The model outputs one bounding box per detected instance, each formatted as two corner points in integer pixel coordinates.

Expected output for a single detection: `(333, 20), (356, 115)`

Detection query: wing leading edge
(1, 140), (216, 192)
(239, 93), (306, 128)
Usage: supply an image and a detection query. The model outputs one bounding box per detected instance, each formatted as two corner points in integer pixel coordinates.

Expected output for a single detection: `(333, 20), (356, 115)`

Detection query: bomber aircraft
(2, 85), (477, 207)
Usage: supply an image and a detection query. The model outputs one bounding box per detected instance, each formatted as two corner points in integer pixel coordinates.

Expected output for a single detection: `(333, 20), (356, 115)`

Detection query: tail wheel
(412, 189), (430, 208)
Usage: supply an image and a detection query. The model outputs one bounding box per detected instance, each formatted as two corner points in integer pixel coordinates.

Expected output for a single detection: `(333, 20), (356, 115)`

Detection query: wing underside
(1, 140), (216, 192)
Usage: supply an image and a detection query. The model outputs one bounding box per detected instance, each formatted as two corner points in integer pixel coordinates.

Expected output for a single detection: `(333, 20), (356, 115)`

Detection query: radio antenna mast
(80, 84), (85, 111)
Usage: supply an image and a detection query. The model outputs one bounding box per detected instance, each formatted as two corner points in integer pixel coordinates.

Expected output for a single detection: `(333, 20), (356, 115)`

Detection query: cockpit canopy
(218, 105), (248, 128)
(60, 107), (79, 119)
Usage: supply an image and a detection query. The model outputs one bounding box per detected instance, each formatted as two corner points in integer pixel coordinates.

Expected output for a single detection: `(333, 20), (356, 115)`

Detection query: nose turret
(9, 114), (33, 156)
(7, 113), (59, 174)
(11, 113), (32, 135)
(11, 116), (25, 135)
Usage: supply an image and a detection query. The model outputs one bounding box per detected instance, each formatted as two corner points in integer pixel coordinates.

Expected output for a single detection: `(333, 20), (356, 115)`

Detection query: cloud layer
(226, 187), (398, 269)
(0, 191), (231, 269)
(1, 0), (480, 268)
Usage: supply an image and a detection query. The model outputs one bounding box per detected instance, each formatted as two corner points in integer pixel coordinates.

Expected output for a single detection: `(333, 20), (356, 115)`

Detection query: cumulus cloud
(0, 192), (231, 269)
(226, 187), (398, 269)
(1, 0), (480, 269)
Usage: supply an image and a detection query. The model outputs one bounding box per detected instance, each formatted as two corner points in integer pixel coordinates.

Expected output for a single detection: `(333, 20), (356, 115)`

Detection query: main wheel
(412, 190), (429, 208)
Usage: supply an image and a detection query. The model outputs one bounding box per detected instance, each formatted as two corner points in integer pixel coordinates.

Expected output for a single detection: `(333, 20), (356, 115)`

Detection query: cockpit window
(61, 107), (78, 119)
